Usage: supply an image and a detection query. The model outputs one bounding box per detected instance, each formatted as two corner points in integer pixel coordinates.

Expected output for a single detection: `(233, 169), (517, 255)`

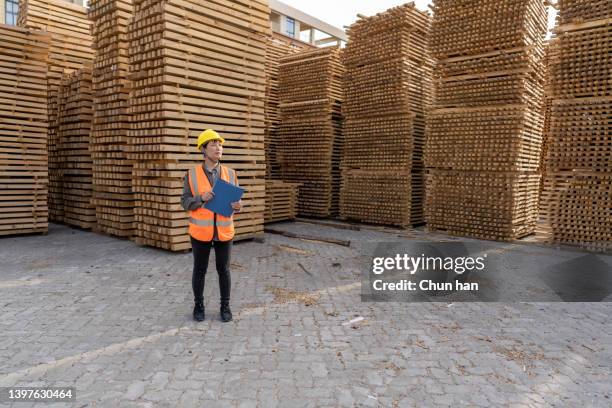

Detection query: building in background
(2, 0), (346, 47)
(270, 0), (347, 46)
(2, 0), (19, 25)
(1, 0), (83, 24)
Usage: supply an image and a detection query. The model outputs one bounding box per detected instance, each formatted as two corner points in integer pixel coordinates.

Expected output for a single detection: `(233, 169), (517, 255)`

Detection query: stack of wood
(264, 180), (300, 223)
(541, 40), (556, 171)
(88, 0), (134, 238)
(424, 0), (547, 241)
(339, 4), (433, 227)
(263, 34), (313, 224)
(539, 38), (559, 197)
(537, 4), (611, 252)
(127, 0), (269, 251)
(556, 0), (610, 24)
(264, 33), (315, 179)
(18, 0), (94, 223)
(0, 25), (50, 236)
(56, 68), (96, 229)
(278, 47), (344, 218)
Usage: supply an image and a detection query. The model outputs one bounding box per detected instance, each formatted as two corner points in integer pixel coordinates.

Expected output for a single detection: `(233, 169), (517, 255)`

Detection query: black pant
(191, 237), (232, 305)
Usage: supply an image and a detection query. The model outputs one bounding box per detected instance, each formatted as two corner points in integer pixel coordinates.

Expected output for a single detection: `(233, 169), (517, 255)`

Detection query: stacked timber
(18, 0), (94, 222)
(264, 180), (300, 223)
(339, 4), (433, 227)
(278, 47), (344, 218)
(540, 39), (558, 173)
(424, 0), (547, 241)
(537, 4), (611, 252)
(88, 0), (134, 238)
(556, 0), (610, 24)
(127, 0), (269, 251)
(56, 69), (96, 229)
(263, 34), (313, 225)
(0, 25), (50, 235)
(264, 33), (315, 179)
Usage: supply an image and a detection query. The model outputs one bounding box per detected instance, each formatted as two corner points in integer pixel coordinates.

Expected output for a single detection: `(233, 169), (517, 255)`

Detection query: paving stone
(0, 223), (609, 407)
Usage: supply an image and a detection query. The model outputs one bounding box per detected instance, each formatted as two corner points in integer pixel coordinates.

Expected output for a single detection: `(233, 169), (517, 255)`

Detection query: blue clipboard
(204, 179), (244, 217)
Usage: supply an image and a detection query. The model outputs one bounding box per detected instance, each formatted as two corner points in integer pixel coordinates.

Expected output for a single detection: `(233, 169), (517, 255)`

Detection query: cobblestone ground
(0, 222), (611, 407)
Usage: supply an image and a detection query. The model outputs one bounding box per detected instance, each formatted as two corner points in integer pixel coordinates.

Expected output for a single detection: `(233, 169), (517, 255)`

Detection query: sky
(280, 0), (557, 36)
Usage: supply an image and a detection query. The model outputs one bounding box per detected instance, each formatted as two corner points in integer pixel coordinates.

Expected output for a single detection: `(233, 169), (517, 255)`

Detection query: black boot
(193, 301), (205, 322)
(220, 303), (232, 322)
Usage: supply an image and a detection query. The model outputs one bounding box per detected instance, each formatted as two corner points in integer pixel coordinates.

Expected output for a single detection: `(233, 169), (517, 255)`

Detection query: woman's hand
(231, 200), (243, 212)
(201, 191), (214, 202)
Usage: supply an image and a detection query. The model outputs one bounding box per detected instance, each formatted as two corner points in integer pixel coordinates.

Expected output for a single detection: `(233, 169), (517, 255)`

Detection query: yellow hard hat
(197, 129), (225, 150)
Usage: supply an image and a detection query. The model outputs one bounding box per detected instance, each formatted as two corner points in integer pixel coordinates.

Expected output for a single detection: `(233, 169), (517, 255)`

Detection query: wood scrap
(264, 227), (351, 247)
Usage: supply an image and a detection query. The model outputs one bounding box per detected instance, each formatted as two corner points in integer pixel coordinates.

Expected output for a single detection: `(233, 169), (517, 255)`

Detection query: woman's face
(204, 140), (223, 161)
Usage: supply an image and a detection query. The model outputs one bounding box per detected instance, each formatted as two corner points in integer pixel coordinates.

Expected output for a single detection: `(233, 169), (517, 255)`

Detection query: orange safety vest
(187, 164), (237, 242)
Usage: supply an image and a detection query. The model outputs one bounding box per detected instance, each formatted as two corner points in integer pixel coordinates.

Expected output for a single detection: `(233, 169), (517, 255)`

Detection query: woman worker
(181, 129), (242, 322)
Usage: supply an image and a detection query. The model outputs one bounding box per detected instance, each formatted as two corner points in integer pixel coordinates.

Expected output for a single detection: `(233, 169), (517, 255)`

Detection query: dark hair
(203, 139), (222, 150)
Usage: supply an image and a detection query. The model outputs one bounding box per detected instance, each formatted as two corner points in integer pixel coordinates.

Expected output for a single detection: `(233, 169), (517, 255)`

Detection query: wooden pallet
(56, 68), (96, 230)
(339, 4), (433, 227)
(425, 0), (547, 241)
(0, 24), (50, 236)
(18, 0), (94, 223)
(126, 0), (269, 251)
(277, 46), (344, 218)
(264, 180), (300, 223)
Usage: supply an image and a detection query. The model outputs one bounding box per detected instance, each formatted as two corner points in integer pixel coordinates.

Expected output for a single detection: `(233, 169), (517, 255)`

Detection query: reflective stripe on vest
(190, 168), (199, 193)
(189, 218), (233, 227)
(228, 168), (235, 186)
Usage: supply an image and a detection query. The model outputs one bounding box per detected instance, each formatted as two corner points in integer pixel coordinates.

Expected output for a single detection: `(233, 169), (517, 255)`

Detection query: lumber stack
(424, 0), (547, 241)
(264, 180), (300, 223)
(127, 0), (269, 251)
(278, 47), (344, 218)
(0, 25), (50, 236)
(56, 68), (96, 229)
(88, 0), (134, 238)
(339, 4), (433, 227)
(537, 4), (611, 252)
(538, 38), (559, 199)
(540, 39), (558, 173)
(18, 0), (94, 223)
(556, 0), (610, 25)
(264, 33), (315, 179)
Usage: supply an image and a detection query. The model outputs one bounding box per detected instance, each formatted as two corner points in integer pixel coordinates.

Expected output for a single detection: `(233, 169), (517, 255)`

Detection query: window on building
(5, 0), (19, 25)
(286, 17), (295, 37)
